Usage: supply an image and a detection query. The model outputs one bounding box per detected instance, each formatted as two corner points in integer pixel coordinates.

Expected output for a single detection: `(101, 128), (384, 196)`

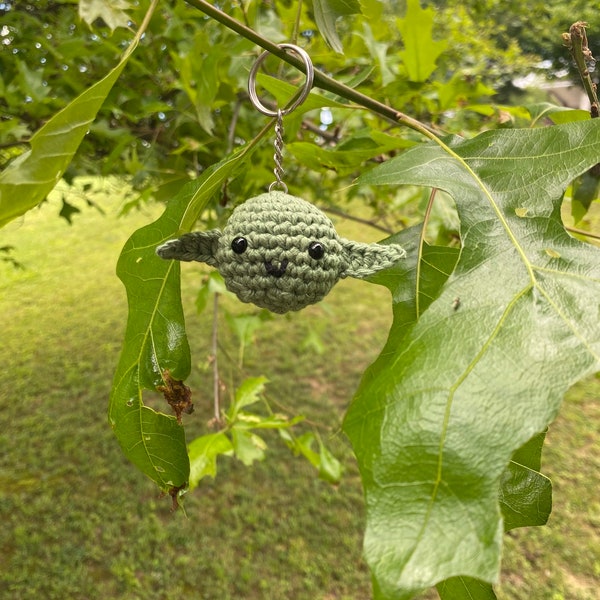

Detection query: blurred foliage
(2, 0), (596, 225)
(431, 0), (600, 76)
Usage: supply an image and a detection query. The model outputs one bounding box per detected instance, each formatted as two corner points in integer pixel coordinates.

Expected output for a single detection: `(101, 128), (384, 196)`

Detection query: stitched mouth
(264, 259), (289, 278)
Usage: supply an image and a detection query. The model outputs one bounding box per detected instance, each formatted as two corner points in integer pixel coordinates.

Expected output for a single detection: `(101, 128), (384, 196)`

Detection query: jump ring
(248, 43), (314, 117)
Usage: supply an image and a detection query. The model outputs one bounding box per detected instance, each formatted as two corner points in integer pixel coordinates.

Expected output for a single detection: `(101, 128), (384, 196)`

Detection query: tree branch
(564, 21), (599, 118)
(184, 0), (438, 140)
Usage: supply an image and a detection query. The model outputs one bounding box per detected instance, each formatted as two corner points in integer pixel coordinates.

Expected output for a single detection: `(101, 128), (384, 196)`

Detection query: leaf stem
(566, 224), (600, 241)
(127, 0), (160, 59)
(291, 0), (304, 45)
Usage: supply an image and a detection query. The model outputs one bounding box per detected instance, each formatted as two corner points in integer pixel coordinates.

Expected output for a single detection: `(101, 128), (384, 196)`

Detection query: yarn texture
(157, 191), (406, 313)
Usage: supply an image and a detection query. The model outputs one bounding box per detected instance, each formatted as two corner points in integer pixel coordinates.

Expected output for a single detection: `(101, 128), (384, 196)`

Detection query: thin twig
(291, 0), (304, 45)
(227, 98), (244, 153)
(301, 120), (342, 144)
(211, 292), (221, 423)
(566, 225), (600, 241)
(236, 0), (251, 28)
(323, 205), (395, 235)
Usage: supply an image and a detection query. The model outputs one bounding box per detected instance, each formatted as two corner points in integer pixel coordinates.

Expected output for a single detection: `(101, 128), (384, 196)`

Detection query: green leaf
(109, 142), (262, 493)
(0, 32), (137, 228)
(300, 325), (326, 355)
(344, 120), (600, 599)
(283, 431), (342, 484)
(231, 428), (267, 466)
(499, 460), (552, 531)
(58, 196), (81, 224)
(242, 414), (304, 429)
(367, 226), (460, 354)
(437, 576), (497, 600)
(79, 0), (132, 31)
(170, 47), (220, 134)
(288, 131), (414, 175)
(500, 432), (552, 531)
(195, 271), (230, 314)
(188, 432), (233, 490)
(510, 430), (545, 472)
(572, 171), (600, 223)
(311, 0), (360, 53)
(228, 376), (268, 422)
(526, 102), (590, 125)
(225, 313), (271, 366)
(317, 439), (343, 484)
(287, 431), (321, 468)
(14, 59), (50, 104)
(397, 0), (448, 82)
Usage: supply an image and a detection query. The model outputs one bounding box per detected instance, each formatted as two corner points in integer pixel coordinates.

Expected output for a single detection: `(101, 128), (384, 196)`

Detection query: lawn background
(0, 183), (598, 599)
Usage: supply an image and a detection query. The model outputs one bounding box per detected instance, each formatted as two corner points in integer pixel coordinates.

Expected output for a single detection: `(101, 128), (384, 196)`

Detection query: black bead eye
(231, 236), (248, 254)
(308, 241), (325, 260)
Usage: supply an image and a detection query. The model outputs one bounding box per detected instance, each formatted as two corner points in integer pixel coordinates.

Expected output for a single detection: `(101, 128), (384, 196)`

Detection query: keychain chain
(248, 44), (314, 193)
(270, 110), (287, 193)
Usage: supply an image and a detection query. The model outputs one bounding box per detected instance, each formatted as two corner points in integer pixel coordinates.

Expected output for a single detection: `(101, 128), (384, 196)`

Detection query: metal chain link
(268, 110), (287, 193)
(248, 44), (314, 193)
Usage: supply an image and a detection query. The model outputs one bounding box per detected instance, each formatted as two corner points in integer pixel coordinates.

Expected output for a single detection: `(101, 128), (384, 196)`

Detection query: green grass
(0, 185), (598, 599)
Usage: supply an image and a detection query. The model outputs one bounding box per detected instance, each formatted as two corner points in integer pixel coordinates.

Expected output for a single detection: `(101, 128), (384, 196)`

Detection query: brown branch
(566, 225), (600, 241)
(563, 22), (600, 177)
(563, 22), (599, 118)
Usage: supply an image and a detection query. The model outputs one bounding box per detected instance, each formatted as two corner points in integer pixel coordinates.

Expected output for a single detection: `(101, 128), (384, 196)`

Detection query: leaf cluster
(0, 0), (568, 218)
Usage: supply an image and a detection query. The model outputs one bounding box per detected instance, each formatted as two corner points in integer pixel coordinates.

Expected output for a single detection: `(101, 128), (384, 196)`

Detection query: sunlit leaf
(526, 102), (590, 125)
(231, 428), (267, 466)
(437, 576), (497, 600)
(109, 142), (262, 493)
(318, 439), (343, 484)
(79, 0), (132, 31)
(188, 432), (233, 489)
(0, 23), (138, 228)
(397, 0), (448, 82)
(228, 376), (268, 421)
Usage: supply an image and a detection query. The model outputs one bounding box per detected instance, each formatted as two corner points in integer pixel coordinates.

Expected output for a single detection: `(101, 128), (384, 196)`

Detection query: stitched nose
(264, 259), (289, 278)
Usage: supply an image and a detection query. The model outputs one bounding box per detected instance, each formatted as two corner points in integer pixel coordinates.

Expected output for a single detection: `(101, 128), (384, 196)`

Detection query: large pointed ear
(156, 230), (221, 267)
(341, 238), (406, 279)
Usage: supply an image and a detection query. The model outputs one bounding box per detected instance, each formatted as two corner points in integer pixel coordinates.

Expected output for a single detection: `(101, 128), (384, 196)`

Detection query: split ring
(248, 44), (314, 117)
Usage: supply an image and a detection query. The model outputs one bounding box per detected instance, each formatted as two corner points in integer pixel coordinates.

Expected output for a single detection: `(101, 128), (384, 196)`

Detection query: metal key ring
(248, 44), (314, 117)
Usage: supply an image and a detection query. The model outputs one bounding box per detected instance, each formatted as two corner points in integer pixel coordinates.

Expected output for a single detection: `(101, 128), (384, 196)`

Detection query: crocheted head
(156, 191), (406, 314)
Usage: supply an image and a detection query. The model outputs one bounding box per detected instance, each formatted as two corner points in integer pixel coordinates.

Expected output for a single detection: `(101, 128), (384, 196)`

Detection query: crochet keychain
(157, 44), (406, 314)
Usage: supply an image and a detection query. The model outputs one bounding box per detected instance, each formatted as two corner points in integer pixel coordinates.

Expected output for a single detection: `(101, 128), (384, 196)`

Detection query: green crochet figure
(156, 191), (406, 314)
